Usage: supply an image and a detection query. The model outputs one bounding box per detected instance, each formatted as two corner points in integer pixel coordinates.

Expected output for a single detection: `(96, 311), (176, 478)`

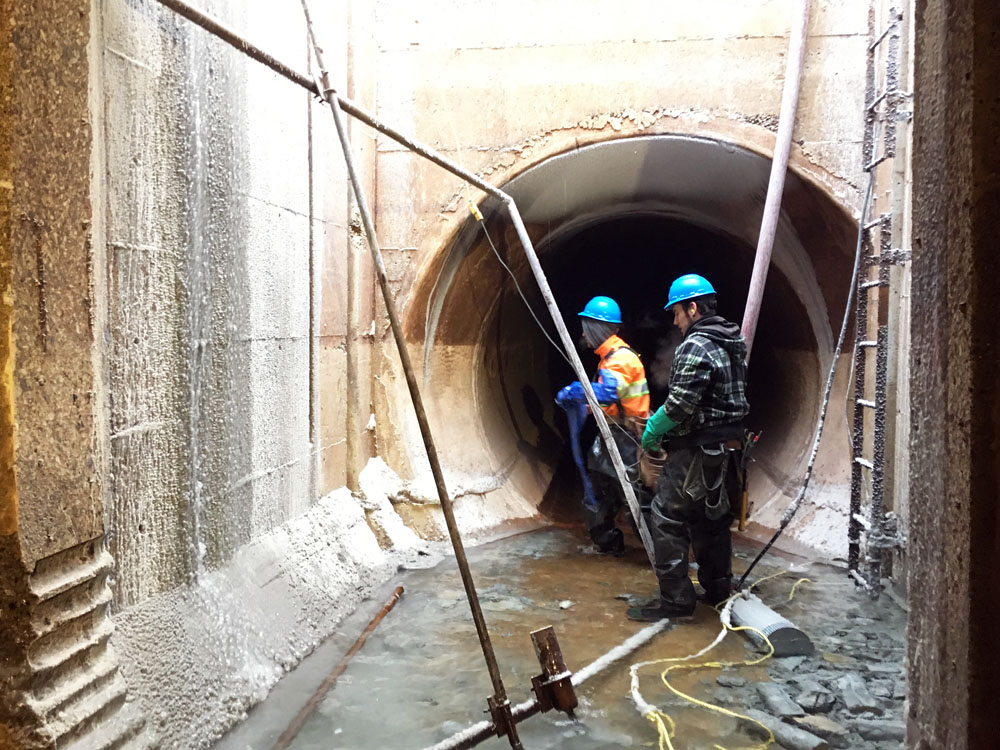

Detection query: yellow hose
(637, 570), (815, 748)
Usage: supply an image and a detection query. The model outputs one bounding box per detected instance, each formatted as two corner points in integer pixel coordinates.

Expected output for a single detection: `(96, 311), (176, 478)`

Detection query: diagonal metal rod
(150, 0), (657, 568)
(145, 0), (660, 742)
(299, 3), (522, 747)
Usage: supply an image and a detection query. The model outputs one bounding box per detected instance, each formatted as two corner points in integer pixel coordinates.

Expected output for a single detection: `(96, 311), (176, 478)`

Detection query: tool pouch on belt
(681, 443), (732, 521)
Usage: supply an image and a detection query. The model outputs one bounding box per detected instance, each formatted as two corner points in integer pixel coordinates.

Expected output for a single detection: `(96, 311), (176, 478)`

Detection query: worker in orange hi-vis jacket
(556, 296), (651, 557)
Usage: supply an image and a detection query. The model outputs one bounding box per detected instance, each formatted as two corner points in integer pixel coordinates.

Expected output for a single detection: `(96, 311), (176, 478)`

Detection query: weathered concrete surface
(367, 0), (871, 557)
(111, 487), (413, 749)
(908, 0), (1000, 748)
(6, 0), (104, 570)
(1, 2), (151, 748)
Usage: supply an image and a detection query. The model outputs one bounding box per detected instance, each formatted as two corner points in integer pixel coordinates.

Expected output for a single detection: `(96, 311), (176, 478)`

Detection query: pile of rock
(709, 637), (906, 749)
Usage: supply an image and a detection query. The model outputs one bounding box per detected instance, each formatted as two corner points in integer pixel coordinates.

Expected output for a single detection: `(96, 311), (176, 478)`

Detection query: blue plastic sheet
(562, 399), (599, 511)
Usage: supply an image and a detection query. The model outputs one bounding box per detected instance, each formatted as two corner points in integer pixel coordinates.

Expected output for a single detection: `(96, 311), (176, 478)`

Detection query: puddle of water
(214, 527), (906, 750)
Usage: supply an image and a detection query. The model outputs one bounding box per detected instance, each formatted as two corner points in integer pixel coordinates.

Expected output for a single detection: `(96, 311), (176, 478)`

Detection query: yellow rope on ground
(652, 621), (776, 750)
(646, 710), (675, 750)
(630, 605), (777, 750)
(787, 577), (812, 601)
(631, 570), (819, 747)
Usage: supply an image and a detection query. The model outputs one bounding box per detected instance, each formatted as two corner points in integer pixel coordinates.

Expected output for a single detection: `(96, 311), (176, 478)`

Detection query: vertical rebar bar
(299, 3), (522, 746)
(867, 323), (889, 598)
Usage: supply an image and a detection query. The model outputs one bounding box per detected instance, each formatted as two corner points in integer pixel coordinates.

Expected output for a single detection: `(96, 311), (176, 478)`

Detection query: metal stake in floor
(299, 2), (523, 746)
(147, 1), (663, 742)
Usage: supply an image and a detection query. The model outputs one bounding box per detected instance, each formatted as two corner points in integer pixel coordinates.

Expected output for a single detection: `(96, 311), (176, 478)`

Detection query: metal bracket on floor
(487, 696), (518, 740)
(529, 627), (578, 715)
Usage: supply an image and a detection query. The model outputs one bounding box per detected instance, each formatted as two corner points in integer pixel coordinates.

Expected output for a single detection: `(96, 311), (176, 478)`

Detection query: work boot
(698, 586), (734, 607)
(595, 528), (625, 557)
(625, 601), (695, 622)
(598, 539), (625, 558)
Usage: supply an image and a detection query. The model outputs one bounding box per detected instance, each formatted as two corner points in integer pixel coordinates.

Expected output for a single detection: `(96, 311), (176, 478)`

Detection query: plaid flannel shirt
(662, 322), (749, 438)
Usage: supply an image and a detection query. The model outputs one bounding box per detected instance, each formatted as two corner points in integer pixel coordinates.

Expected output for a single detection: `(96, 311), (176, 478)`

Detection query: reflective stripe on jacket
(594, 334), (650, 420)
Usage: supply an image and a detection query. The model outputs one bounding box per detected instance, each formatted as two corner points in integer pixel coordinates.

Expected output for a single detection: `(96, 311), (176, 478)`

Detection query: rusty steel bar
(298, 3), (523, 747)
(504, 202), (656, 564)
(150, 0), (656, 568)
(272, 586), (404, 750)
(741, 0), (812, 358)
(423, 619), (670, 750)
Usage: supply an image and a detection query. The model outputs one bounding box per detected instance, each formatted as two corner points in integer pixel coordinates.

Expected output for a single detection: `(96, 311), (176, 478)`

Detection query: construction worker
(627, 274), (749, 621)
(556, 296), (650, 556)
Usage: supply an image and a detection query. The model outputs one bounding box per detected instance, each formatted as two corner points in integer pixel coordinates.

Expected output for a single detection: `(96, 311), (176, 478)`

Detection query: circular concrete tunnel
(411, 135), (858, 528)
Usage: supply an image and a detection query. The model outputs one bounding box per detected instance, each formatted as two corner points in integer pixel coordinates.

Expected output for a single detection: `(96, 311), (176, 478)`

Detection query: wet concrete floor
(214, 526), (906, 750)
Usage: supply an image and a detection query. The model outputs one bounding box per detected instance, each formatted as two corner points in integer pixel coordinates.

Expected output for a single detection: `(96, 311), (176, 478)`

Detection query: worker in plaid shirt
(628, 274), (749, 621)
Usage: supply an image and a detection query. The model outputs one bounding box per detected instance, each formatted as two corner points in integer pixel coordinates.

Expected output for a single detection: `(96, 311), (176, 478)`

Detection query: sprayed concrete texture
(907, 0), (1000, 747)
(98, 0), (373, 609)
(108, 457), (542, 748)
(104, 0), (317, 605)
(110, 463), (441, 750)
(213, 528), (906, 750)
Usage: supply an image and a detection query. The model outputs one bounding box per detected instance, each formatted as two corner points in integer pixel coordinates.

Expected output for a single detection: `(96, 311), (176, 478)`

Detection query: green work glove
(641, 406), (677, 451)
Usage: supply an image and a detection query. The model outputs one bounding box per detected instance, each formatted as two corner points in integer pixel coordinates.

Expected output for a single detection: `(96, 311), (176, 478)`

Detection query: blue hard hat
(578, 296), (622, 324)
(666, 274), (716, 309)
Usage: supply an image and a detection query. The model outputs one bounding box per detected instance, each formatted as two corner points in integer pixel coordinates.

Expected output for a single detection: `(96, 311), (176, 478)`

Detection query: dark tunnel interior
(485, 213), (823, 516)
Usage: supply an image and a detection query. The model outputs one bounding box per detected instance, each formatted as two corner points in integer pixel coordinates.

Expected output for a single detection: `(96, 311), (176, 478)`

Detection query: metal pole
(504, 202), (656, 565)
(151, 0), (656, 566)
(740, 0), (812, 358)
(299, 3), (522, 747)
(422, 619), (670, 750)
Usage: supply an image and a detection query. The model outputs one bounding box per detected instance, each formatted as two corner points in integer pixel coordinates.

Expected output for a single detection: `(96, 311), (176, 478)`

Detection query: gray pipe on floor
(730, 592), (815, 657)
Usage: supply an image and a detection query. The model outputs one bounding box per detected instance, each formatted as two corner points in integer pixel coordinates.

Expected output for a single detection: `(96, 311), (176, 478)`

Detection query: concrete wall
(95, 0), (405, 746)
(2, 0), (402, 747)
(907, 0), (1000, 746)
(2, 0), (905, 748)
(99, 0), (347, 607)
(0, 1), (131, 748)
(369, 0), (872, 555)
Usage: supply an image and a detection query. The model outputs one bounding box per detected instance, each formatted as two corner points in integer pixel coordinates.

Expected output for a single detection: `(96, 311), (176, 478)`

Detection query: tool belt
(683, 442), (740, 521)
(665, 421), (745, 450)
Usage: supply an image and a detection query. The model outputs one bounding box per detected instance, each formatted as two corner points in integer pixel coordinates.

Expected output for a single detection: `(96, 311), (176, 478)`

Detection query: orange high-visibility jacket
(594, 334), (650, 421)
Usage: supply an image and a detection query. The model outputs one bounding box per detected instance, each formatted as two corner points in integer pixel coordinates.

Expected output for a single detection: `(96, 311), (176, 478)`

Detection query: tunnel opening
(410, 135), (857, 546)
(486, 213), (821, 520)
